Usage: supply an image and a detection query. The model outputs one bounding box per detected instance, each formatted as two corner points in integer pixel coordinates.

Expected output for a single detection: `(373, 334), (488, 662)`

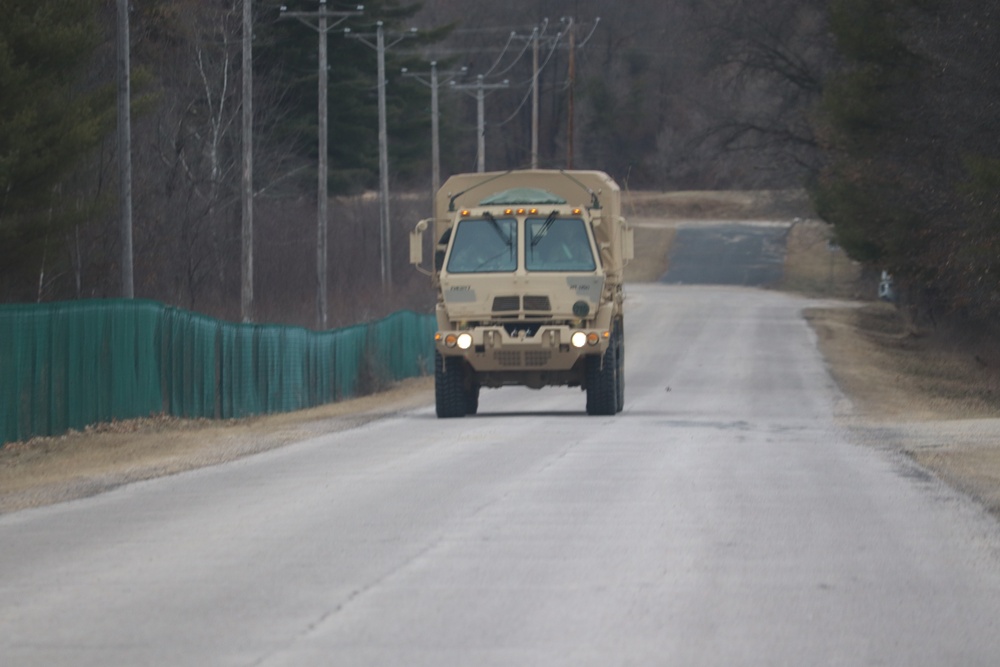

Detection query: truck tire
(615, 323), (625, 413)
(435, 352), (467, 418)
(465, 383), (480, 415)
(586, 338), (618, 416)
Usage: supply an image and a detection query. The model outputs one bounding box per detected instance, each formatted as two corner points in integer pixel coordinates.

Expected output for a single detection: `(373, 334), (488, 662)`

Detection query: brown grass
(806, 304), (1000, 422)
(780, 221), (865, 299)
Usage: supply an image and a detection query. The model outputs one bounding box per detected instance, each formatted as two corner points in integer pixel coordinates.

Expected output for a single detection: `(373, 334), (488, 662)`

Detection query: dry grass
(780, 221), (865, 299)
(624, 189), (814, 220)
(806, 304), (1000, 422)
(626, 225), (677, 283)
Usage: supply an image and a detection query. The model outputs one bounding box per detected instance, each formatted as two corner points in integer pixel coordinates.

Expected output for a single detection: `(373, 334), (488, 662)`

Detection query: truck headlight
(571, 331), (588, 348)
(456, 332), (473, 350)
(444, 334), (458, 348)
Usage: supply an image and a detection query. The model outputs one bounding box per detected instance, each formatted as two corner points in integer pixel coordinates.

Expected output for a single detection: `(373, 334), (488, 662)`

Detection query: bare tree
(686, 0), (835, 186)
(133, 0), (245, 312)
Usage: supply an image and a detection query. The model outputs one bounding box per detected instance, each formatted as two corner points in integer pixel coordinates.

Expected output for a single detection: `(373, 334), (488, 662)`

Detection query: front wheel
(435, 352), (467, 418)
(615, 323), (625, 413)
(586, 338), (618, 416)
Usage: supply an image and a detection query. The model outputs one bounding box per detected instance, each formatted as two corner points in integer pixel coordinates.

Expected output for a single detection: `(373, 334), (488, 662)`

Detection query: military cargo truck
(410, 169), (633, 417)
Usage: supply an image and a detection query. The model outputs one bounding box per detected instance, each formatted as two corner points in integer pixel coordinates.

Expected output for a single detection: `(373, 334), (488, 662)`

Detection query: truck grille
(493, 350), (552, 368)
(525, 351), (551, 367)
(495, 351), (521, 367)
(492, 296), (520, 312)
(522, 295), (551, 311)
(492, 295), (552, 313)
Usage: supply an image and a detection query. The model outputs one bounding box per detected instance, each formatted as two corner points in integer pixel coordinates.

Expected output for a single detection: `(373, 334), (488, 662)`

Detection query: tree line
(1, 0), (997, 330)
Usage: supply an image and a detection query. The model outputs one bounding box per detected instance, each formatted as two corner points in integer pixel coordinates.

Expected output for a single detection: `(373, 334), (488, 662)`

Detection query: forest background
(1, 0), (997, 332)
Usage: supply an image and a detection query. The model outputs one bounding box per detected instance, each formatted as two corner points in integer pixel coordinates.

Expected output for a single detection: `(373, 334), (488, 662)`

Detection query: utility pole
(563, 18), (599, 169)
(516, 17), (598, 170)
(240, 0), (253, 322)
(566, 24), (575, 169)
(280, 2), (363, 330)
(347, 22), (417, 292)
(453, 75), (509, 173)
(531, 27), (539, 169)
(402, 62), (467, 199)
(512, 21), (556, 170)
(116, 0), (133, 298)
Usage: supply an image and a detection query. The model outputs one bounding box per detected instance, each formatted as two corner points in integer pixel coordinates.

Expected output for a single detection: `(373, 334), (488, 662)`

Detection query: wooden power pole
(241, 0), (253, 322)
(116, 0), (134, 298)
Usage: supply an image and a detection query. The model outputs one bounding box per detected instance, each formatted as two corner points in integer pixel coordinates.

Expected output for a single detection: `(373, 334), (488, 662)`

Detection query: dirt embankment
(3, 190), (1000, 519)
(807, 304), (1000, 517)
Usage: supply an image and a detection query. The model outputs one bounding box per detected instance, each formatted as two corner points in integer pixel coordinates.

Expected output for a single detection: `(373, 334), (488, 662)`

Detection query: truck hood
(440, 272), (605, 321)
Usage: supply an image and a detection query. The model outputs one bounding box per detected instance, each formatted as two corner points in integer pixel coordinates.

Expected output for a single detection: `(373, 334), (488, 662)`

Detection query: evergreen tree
(813, 0), (1000, 321)
(0, 0), (114, 285)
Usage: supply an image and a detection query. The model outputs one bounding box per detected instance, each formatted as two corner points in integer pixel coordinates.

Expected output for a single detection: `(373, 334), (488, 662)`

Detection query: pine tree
(0, 0), (114, 287)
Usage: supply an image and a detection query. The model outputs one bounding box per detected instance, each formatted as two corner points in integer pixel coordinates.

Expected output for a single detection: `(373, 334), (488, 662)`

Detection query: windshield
(525, 217), (596, 272)
(446, 217), (517, 273)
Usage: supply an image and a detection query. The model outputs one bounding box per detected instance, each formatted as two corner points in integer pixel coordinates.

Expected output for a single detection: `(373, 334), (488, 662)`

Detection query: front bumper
(436, 324), (609, 372)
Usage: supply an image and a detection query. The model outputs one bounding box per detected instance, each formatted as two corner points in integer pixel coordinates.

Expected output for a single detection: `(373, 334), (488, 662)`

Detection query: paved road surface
(661, 222), (789, 286)
(3, 285), (1000, 666)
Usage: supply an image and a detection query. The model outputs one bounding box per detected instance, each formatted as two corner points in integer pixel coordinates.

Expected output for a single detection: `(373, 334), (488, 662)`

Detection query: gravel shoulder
(4, 190), (1000, 519)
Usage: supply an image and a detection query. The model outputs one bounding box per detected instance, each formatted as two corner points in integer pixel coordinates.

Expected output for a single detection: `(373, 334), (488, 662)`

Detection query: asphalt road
(661, 222), (789, 286)
(3, 284), (1000, 666)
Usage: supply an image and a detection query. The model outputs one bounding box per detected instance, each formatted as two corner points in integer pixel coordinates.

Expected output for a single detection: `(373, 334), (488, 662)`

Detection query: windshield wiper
(483, 212), (511, 246)
(530, 210), (559, 248)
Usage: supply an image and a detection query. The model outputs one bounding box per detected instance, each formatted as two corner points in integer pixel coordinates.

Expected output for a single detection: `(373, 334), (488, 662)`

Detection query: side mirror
(622, 220), (634, 263)
(410, 219), (434, 277)
(410, 219), (429, 266)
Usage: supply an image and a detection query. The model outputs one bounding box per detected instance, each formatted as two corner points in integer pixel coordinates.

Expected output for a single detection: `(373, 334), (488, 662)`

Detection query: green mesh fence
(0, 300), (436, 446)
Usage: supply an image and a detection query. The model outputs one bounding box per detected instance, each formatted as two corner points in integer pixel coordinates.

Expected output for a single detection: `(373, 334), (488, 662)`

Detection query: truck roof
(478, 188), (567, 206)
(436, 169), (620, 221)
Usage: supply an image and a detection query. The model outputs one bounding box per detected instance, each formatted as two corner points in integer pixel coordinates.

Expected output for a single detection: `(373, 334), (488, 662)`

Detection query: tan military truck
(410, 169), (633, 417)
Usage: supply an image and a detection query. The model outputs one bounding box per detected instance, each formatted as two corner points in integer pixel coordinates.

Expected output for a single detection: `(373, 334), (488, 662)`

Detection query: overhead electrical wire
(495, 28), (566, 127)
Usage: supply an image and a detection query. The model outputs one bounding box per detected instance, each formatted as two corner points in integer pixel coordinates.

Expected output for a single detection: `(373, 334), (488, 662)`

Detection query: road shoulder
(0, 378), (433, 514)
(805, 304), (1000, 518)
